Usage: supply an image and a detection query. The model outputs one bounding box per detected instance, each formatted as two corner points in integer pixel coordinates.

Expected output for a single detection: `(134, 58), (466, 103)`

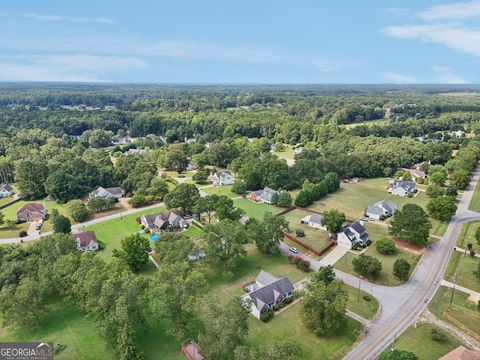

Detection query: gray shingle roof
(255, 270), (278, 286)
(248, 277), (294, 311)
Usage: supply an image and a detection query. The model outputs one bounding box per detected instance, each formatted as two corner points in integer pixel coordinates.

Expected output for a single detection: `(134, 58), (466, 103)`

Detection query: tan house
(16, 203), (47, 222)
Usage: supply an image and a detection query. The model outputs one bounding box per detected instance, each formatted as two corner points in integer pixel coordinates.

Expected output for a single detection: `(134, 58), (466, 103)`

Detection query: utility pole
(357, 278), (361, 301)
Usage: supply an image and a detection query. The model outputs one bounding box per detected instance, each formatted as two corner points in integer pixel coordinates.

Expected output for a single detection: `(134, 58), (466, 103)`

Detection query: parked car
(289, 247), (299, 254)
(295, 229), (305, 237)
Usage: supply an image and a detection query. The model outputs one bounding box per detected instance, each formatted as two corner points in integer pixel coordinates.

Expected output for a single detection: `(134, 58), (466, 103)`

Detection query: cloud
(0, 54), (149, 82)
(386, 7), (410, 17)
(382, 72), (418, 84)
(418, 1), (480, 20)
(431, 66), (468, 83)
(18, 12), (113, 24)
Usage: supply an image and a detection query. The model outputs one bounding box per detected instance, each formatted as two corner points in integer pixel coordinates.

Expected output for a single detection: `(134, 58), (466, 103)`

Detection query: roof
(412, 169), (426, 178)
(73, 231), (98, 247)
(247, 276), (294, 311)
(142, 210), (184, 228)
(367, 200), (396, 215)
(255, 270), (278, 286)
(16, 203), (46, 215)
(91, 186), (122, 198)
(340, 221), (368, 244)
(301, 213), (324, 225)
(0, 184), (13, 192)
(392, 180), (416, 192)
(253, 187), (278, 201)
(439, 346), (480, 360)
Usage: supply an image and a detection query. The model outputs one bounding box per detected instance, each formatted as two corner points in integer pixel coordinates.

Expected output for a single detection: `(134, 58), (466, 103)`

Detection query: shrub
(128, 194), (151, 208)
(67, 200), (90, 222)
(362, 295), (372, 302)
(232, 181), (247, 196)
(274, 192), (293, 208)
(283, 297), (293, 304)
(393, 258), (411, 281)
(430, 328), (447, 342)
(18, 230), (27, 237)
(470, 250), (476, 257)
(260, 309), (274, 322)
(297, 259), (311, 272)
(352, 254), (382, 280)
(375, 238), (396, 255)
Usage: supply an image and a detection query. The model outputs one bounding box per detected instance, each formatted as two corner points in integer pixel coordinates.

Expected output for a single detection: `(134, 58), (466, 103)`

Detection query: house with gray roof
(388, 180), (416, 197)
(140, 210), (188, 234)
(212, 171), (234, 186)
(241, 271), (294, 319)
(300, 213), (326, 230)
(365, 200), (397, 220)
(248, 187), (278, 204)
(89, 186), (123, 200)
(337, 221), (369, 249)
(0, 183), (14, 197)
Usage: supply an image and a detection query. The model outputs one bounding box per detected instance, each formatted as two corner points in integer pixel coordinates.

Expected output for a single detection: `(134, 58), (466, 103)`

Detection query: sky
(1, 0), (480, 84)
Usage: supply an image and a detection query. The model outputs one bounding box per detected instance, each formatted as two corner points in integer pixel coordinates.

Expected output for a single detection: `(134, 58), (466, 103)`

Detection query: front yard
(202, 184), (238, 198)
(469, 179), (480, 212)
(233, 198), (284, 219)
(445, 252), (480, 293)
(456, 221), (480, 253)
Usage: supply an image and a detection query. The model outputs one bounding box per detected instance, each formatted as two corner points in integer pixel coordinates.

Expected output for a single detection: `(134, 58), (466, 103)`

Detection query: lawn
(84, 205), (166, 259)
(271, 144), (296, 161)
(469, 179), (480, 212)
(429, 286), (480, 340)
(381, 323), (463, 360)
(202, 185), (238, 198)
(342, 283), (379, 320)
(456, 221), (480, 253)
(247, 304), (362, 360)
(445, 252), (480, 293)
(283, 208), (333, 253)
(0, 196), (14, 207)
(233, 198), (283, 219)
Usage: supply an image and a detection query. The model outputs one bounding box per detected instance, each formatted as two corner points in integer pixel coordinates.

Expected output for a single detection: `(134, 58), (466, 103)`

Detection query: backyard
(233, 198), (283, 219)
(202, 184), (238, 198)
(445, 252), (480, 293)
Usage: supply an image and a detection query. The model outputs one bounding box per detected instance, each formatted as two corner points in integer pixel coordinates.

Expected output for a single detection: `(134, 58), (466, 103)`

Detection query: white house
(248, 187), (278, 204)
(365, 200), (397, 220)
(0, 184), (14, 197)
(212, 171), (235, 186)
(337, 221), (369, 249)
(73, 231), (99, 252)
(241, 271), (294, 319)
(89, 186), (123, 200)
(388, 180), (416, 197)
(300, 213), (327, 230)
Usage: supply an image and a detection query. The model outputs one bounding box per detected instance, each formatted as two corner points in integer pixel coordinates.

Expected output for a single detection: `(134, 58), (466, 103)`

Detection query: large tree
(52, 214), (71, 234)
(378, 349), (419, 360)
(352, 254), (382, 280)
(165, 183), (200, 213)
(248, 212), (288, 255)
(427, 196), (457, 222)
(113, 234), (151, 272)
(389, 204), (432, 246)
(322, 209), (346, 234)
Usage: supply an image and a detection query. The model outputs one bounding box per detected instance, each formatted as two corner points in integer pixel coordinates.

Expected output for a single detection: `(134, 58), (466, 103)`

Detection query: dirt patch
(393, 237), (425, 255)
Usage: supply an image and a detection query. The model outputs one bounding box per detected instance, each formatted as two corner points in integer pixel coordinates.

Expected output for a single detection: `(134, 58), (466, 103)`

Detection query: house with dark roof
(212, 171), (234, 186)
(140, 210), (188, 234)
(16, 203), (47, 222)
(248, 187), (278, 204)
(0, 183), (14, 197)
(241, 270), (294, 319)
(89, 186), (123, 200)
(365, 200), (397, 220)
(73, 231), (99, 252)
(388, 180), (416, 197)
(337, 221), (369, 249)
(300, 213), (327, 230)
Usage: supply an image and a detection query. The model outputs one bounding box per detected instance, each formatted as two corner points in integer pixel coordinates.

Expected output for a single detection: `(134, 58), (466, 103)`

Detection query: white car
(289, 247), (299, 254)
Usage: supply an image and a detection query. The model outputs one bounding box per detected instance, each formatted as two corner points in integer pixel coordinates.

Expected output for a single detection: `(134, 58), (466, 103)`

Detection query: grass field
(308, 178), (447, 236)
(457, 221), (480, 253)
(283, 209), (332, 253)
(0, 196), (14, 207)
(445, 252), (480, 292)
(202, 185), (238, 198)
(84, 205), (166, 259)
(271, 144), (296, 161)
(342, 283), (379, 320)
(469, 179), (480, 212)
(381, 323), (463, 360)
(233, 198), (283, 219)
(429, 286), (480, 340)
(343, 119), (390, 129)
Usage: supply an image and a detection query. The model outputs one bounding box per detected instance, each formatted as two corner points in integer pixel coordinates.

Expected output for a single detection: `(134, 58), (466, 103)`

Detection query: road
(0, 202), (165, 245)
(281, 164), (480, 359)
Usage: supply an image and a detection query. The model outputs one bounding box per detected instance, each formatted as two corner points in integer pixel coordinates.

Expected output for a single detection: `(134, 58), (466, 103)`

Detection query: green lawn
(84, 205), (166, 259)
(343, 283), (379, 320)
(381, 323), (463, 360)
(247, 304), (362, 360)
(445, 252), (480, 293)
(283, 209), (332, 253)
(233, 198), (283, 220)
(456, 221), (480, 253)
(429, 286), (480, 341)
(202, 185), (238, 198)
(469, 179), (480, 212)
(271, 144), (296, 161)
(0, 196), (14, 207)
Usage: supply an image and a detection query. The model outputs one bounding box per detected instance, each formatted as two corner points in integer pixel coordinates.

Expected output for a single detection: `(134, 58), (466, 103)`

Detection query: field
(429, 286), (480, 340)
(308, 178), (447, 236)
(343, 119), (390, 129)
(456, 221), (480, 252)
(202, 185), (238, 198)
(283, 208), (333, 253)
(84, 205), (166, 259)
(271, 144), (296, 162)
(445, 252), (480, 292)
(381, 323), (463, 360)
(469, 179), (480, 212)
(233, 198), (283, 219)
(342, 283), (379, 320)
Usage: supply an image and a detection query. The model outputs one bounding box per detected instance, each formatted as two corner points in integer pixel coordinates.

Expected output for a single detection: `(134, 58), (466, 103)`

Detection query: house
(212, 171), (235, 186)
(73, 230), (99, 252)
(337, 221), (369, 249)
(125, 148), (146, 157)
(439, 346), (480, 360)
(248, 187), (278, 204)
(112, 136), (130, 145)
(241, 271), (294, 319)
(140, 210), (188, 234)
(89, 186), (123, 200)
(16, 203), (47, 222)
(388, 180), (416, 197)
(449, 130), (464, 138)
(411, 169), (426, 181)
(300, 213), (327, 230)
(0, 183), (14, 197)
(365, 200), (397, 220)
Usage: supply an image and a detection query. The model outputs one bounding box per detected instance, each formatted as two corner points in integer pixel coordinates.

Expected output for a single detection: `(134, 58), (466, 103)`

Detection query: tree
(300, 280), (347, 337)
(45, 170), (84, 203)
(232, 180), (247, 196)
(151, 261), (206, 339)
(449, 170), (470, 189)
(215, 195), (244, 221)
(199, 297), (249, 360)
(53, 214), (71, 234)
(165, 183), (200, 213)
(192, 170), (209, 184)
(429, 171), (447, 186)
(193, 195), (218, 223)
(147, 177), (169, 199)
(88, 197), (106, 212)
(375, 238), (396, 255)
(475, 226), (480, 246)
(316, 265), (336, 285)
(0, 211), (5, 227)
(378, 349), (419, 360)
(322, 209), (346, 234)
(113, 234), (151, 272)
(426, 185), (445, 198)
(14, 157), (48, 199)
(128, 194), (151, 208)
(204, 220), (247, 273)
(427, 196), (457, 222)
(164, 149), (188, 173)
(153, 233), (197, 265)
(67, 200), (90, 222)
(234, 341), (302, 360)
(294, 189), (311, 207)
(248, 213), (288, 255)
(352, 254), (382, 280)
(393, 258), (411, 281)
(389, 204), (432, 247)
(273, 192), (292, 208)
